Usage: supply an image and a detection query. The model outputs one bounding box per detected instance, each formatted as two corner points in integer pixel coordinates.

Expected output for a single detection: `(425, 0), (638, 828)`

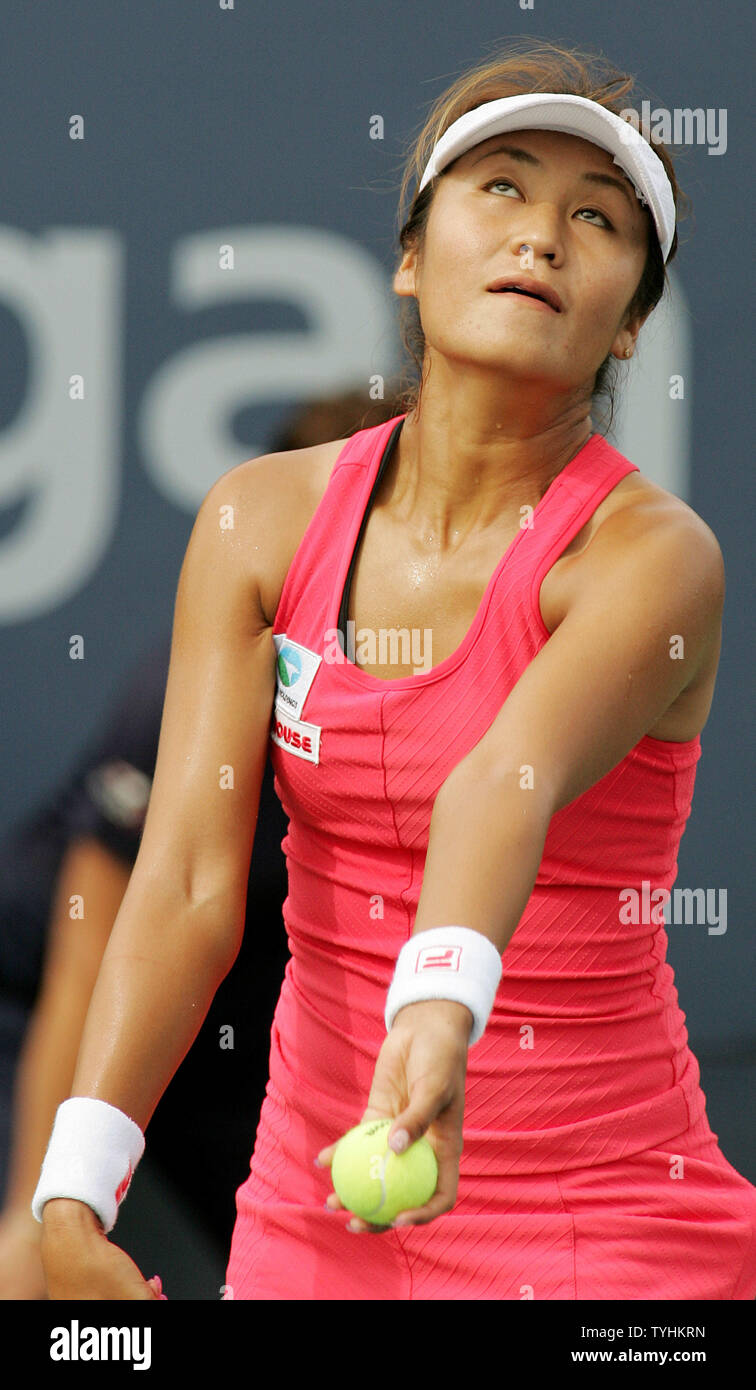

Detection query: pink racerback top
(265, 414), (706, 1178)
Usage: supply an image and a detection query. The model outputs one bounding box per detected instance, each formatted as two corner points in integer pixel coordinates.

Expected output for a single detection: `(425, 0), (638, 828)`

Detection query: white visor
(417, 93), (676, 263)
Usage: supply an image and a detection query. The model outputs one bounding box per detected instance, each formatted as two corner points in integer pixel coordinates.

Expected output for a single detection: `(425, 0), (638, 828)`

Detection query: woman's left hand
(315, 998), (471, 1233)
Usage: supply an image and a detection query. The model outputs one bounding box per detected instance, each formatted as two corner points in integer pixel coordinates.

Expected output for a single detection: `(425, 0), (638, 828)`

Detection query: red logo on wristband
(415, 945), (462, 972)
(115, 1162), (133, 1206)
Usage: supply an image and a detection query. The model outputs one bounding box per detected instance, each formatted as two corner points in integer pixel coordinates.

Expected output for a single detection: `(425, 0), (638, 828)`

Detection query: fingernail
(390, 1129), (409, 1153)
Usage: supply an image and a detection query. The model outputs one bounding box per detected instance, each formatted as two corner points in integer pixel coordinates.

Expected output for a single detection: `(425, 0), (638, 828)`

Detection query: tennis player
(35, 41), (756, 1299)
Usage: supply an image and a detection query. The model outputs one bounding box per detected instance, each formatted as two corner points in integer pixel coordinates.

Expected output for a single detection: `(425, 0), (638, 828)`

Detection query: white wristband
(31, 1097), (145, 1234)
(385, 926), (503, 1047)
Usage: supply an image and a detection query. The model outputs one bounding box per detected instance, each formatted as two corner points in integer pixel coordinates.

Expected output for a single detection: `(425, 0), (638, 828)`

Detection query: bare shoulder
(207, 436), (349, 627)
(594, 472), (724, 592)
(560, 469), (724, 607)
(558, 473), (725, 739)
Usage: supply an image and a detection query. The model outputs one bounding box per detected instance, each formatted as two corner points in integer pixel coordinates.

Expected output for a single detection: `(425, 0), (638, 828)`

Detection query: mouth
(487, 278), (563, 313)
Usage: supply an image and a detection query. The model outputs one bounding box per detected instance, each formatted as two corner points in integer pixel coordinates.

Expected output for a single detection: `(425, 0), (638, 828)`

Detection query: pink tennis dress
(225, 414), (756, 1300)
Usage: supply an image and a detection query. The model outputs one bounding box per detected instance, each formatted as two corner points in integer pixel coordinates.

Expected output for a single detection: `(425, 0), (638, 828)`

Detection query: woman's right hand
(40, 1199), (163, 1300)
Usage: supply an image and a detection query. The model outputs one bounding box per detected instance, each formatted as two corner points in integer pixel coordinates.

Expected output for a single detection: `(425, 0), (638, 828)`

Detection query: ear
(610, 306), (651, 362)
(393, 242), (420, 301)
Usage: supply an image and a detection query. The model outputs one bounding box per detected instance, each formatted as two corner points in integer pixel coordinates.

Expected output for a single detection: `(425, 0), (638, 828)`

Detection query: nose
(508, 205), (563, 264)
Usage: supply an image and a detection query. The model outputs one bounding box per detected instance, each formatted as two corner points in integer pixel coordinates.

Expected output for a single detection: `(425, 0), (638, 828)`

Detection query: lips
(487, 277), (563, 313)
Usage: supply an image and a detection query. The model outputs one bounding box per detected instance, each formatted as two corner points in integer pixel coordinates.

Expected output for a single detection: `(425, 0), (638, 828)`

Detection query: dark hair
(393, 37), (691, 437)
(267, 386), (407, 453)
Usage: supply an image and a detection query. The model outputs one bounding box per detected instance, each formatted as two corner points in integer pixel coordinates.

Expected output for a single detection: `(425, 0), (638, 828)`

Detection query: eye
(576, 207), (614, 229)
(484, 178), (520, 197)
(483, 179), (614, 229)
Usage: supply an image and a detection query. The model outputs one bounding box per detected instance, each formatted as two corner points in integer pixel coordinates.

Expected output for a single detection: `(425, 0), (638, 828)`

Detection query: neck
(394, 363), (595, 550)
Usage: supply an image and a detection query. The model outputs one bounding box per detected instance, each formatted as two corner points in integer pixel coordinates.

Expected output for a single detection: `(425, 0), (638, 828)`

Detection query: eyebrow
(469, 143), (637, 212)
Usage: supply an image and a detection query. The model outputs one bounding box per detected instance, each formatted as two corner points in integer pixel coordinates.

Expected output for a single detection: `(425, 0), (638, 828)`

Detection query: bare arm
(39, 455), (283, 1259)
(414, 507), (724, 956)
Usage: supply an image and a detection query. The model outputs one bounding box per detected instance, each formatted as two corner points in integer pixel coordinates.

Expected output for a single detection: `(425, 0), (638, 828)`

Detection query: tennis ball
(330, 1117), (438, 1225)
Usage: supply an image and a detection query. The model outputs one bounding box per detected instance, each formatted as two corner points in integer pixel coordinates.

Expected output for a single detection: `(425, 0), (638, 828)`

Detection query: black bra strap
(336, 416), (405, 651)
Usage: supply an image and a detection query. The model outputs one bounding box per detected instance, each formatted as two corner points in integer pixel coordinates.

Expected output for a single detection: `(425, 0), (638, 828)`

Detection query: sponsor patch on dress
(270, 706), (321, 765)
(272, 632), (322, 719)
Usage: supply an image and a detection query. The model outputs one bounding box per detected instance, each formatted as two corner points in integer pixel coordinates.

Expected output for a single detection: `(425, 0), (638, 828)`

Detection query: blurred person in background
(0, 387), (403, 1298)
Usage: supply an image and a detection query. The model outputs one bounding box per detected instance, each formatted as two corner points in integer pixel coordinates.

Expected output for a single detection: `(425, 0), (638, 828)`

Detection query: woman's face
(394, 127), (652, 391)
